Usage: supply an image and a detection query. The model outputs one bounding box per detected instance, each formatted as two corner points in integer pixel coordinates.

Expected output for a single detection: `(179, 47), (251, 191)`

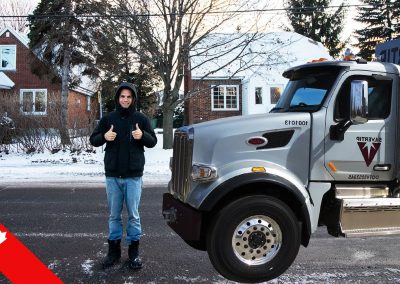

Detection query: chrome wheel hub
(232, 215), (282, 265)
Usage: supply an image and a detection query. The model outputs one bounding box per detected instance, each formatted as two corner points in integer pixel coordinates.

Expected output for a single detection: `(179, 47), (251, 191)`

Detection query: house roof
(70, 66), (98, 96)
(0, 72), (15, 89)
(0, 27), (29, 48)
(190, 32), (332, 80)
(0, 27), (98, 96)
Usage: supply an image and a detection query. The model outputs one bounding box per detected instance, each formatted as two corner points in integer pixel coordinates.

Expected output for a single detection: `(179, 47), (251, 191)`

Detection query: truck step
(340, 198), (400, 237)
(335, 184), (389, 199)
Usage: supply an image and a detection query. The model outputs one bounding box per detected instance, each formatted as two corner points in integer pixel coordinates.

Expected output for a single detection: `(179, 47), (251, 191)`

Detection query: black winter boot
(128, 240), (143, 270)
(102, 239), (121, 269)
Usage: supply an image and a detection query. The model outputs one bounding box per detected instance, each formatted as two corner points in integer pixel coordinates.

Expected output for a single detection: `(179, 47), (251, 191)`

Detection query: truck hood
(193, 112), (310, 157)
(191, 112), (312, 185)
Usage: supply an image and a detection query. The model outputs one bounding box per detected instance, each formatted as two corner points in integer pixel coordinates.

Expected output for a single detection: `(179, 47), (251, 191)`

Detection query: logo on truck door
(356, 137), (382, 167)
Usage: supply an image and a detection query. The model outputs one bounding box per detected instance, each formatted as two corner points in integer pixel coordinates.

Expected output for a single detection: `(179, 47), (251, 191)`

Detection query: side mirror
(350, 80), (368, 124)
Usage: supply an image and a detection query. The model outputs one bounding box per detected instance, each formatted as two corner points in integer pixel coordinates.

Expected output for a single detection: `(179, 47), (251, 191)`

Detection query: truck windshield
(271, 66), (344, 113)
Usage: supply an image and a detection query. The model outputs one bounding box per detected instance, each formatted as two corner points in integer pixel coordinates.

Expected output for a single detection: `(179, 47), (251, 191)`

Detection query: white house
(185, 32), (332, 124)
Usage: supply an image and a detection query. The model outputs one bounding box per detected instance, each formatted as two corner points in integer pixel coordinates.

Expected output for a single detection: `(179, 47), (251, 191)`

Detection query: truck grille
(171, 129), (193, 200)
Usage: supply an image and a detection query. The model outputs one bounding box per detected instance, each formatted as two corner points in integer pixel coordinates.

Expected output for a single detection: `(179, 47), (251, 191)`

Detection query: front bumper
(162, 193), (203, 241)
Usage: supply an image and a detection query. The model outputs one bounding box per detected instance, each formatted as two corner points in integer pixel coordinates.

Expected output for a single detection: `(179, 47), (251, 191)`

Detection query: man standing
(90, 82), (157, 270)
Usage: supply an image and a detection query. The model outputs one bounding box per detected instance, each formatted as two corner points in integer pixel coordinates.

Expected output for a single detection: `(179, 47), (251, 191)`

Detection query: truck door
(324, 73), (396, 181)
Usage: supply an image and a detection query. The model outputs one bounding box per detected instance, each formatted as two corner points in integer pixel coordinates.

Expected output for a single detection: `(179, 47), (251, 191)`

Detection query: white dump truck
(163, 59), (400, 282)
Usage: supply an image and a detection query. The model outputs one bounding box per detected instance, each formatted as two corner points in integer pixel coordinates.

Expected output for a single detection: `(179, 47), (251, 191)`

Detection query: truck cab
(162, 60), (400, 282)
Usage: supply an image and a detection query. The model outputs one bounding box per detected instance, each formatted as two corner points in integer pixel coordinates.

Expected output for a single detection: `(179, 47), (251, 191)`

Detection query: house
(0, 26), (99, 132)
(184, 32), (332, 124)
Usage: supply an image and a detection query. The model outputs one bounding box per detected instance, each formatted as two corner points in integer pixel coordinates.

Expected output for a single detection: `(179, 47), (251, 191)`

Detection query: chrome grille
(171, 130), (193, 200)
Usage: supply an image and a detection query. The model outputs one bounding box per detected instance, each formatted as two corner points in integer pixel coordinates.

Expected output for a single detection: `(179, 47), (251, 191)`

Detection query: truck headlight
(191, 164), (217, 182)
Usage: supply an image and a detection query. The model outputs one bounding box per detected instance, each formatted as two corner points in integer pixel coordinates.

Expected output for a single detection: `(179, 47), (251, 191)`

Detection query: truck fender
(198, 172), (312, 241)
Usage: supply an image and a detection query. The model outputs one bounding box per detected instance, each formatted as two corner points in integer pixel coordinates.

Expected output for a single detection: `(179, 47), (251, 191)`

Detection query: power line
(0, 4), (382, 19)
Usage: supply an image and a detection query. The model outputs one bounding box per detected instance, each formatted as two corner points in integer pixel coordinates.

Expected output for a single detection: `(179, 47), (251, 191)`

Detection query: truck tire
(206, 195), (301, 283)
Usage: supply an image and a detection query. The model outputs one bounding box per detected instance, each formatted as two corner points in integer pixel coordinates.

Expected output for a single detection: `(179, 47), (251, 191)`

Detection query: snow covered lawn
(0, 132), (172, 186)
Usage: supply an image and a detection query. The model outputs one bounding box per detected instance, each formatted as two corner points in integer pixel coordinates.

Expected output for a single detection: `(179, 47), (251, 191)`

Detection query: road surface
(1, 183), (400, 283)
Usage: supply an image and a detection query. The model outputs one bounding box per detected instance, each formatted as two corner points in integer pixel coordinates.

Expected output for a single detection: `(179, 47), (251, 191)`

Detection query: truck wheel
(207, 195), (301, 283)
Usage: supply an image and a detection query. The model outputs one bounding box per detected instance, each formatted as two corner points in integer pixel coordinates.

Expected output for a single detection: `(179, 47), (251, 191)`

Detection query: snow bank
(0, 133), (172, 186)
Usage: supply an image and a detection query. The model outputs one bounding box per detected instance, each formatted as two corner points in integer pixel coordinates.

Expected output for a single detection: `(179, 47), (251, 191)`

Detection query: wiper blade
(270, 107), (285, 113)
(287, 104), (319, 112)
(288, 105), (305, 110)
(290, 102), (308, 108)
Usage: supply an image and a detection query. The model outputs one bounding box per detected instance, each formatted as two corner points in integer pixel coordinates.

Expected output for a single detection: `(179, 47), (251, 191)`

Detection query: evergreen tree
(285, 0), (347, 57)
(355, 0), (400, 60)
(89, 5), (159, 117)
(28, 0), (97, 145)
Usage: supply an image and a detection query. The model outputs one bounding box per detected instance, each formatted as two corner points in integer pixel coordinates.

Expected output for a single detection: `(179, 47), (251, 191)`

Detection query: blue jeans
(105, 177), (142, 244)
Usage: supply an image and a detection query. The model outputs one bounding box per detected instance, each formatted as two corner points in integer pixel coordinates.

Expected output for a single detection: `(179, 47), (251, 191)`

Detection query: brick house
(184, 32), (331, 125)
(0, 27), (99, 131)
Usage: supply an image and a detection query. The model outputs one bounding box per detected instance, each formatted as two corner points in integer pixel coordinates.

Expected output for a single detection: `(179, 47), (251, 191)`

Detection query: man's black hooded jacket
(90, 82), (157, 178)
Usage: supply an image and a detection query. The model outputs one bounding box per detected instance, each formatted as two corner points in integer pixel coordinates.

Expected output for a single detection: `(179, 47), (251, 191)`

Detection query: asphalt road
(1, 183), (400, 284)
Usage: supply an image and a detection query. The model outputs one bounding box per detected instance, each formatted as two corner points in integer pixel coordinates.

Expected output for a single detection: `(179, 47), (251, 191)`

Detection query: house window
(211, 85), (239, 111)
(87, 96), (91, 111)
(0, 45), (16, 70)
(20, 89), (47, 115)
(270, 86), (283, 104)
(255, 87), (263, 104)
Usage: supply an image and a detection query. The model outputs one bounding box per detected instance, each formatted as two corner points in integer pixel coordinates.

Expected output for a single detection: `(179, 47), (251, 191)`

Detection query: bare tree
(99, 0), (278, 149)
(0, 0), (37, 32)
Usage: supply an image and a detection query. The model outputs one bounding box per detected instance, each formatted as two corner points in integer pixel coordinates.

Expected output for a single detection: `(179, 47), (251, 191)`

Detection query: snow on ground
(81, 259), (94, 277)
(0, 132), (172, 186)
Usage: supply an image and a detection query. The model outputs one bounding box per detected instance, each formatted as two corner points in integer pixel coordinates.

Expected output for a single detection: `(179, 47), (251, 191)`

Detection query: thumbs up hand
(132, 123), (143, 140)
(104, 125), (117, 141)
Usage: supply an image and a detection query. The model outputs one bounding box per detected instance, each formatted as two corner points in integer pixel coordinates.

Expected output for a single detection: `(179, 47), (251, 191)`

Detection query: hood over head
(115, 82), (138, 116)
